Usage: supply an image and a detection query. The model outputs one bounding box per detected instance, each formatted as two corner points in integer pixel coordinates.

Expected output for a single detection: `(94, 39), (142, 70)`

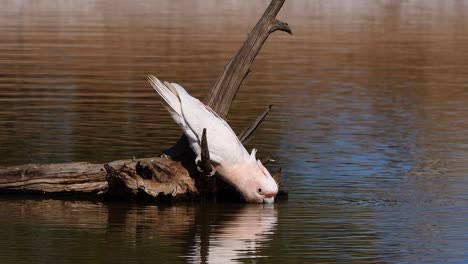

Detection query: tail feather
(148, 75), (182, 116)
(164, 81), (179, 96)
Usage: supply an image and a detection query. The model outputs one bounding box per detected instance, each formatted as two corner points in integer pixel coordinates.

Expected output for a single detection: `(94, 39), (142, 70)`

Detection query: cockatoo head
(241, 159), (278, 203)
(219, 149), (278, 203)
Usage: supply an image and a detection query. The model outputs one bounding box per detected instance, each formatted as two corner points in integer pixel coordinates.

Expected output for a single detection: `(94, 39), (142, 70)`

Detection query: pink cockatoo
(148, 75), (278, 203)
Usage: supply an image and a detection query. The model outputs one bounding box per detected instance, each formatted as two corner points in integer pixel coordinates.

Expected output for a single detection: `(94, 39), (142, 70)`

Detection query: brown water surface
(1, 0), (468, 263)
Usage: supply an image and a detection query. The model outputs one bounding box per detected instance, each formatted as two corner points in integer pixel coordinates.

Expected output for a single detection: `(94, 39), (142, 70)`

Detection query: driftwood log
(0, 0), (291, 202)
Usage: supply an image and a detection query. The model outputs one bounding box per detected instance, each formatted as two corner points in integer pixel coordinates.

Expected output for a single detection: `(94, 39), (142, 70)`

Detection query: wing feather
(169, 82), (249, 164)
(148, 75), (182, 116)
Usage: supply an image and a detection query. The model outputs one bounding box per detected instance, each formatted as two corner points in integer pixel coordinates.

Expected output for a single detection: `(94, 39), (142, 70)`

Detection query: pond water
(1, 0), (468, 263)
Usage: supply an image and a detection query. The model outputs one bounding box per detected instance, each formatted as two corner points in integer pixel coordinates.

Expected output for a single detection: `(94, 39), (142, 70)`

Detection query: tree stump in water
(0, 0), (291, 202)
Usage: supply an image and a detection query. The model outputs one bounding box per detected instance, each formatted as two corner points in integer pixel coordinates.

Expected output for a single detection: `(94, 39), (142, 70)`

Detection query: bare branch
(239, 105), (273, 143)
(270, 19), (292, 34)
(205, 0), (291, 118)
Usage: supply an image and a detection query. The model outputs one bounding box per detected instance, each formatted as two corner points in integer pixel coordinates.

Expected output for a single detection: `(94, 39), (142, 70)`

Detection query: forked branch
(205, 0), (292, 118)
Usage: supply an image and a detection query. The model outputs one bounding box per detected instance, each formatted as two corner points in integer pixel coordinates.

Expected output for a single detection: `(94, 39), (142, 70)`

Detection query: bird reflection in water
(0, 199), (278, 263)
(186, 204), (278, 263)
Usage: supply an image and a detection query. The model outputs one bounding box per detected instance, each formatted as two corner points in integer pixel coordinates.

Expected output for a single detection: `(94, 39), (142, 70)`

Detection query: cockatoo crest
(250, 148), (258, 162)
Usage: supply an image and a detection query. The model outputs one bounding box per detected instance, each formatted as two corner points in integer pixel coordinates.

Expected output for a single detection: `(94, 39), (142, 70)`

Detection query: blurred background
(1, 0), (468, 263)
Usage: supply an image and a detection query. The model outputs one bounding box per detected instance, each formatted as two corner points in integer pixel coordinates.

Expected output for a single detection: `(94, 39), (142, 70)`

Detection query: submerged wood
(0, 0), (290, 201)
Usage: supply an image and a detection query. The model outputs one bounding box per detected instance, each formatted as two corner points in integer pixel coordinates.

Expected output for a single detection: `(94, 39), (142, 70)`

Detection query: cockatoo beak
(263, 191), (276, 204)
(263, 197), (275, 204)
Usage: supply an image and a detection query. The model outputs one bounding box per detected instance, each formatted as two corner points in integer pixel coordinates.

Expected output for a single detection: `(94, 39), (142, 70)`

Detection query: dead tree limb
(0, 160), (112, 193)
(239, 105), (273, 143)
(205, 0), (291, 117)
(0, 157), (197, 200)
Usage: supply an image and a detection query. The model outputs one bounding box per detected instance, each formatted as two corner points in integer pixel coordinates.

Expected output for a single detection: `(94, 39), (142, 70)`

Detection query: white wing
(149, 76), (249, 164)
(169, 81), (249, 165)
(148, 76), (197, 142)
(148, 76), (183, 126)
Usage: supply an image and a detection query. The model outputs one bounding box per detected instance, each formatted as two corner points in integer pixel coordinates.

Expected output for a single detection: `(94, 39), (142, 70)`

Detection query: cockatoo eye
(258, 188), (262, 193)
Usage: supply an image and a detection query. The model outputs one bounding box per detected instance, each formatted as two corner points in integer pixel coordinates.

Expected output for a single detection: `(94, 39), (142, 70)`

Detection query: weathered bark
(0, 157), (197, 200)
(102, 158), (197, 201)
(0, 160), (109, 193)
(0, 0), (290, 201)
